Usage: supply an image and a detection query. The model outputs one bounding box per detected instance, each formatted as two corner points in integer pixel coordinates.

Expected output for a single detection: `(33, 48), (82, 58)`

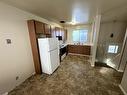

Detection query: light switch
(6, 39), (12, 44)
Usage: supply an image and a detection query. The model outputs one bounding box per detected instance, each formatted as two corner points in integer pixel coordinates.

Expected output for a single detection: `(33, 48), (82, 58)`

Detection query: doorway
(96, 21), (127, 70)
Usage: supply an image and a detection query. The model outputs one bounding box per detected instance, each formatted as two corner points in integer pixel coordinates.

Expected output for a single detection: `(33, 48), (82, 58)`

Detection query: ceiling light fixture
(70, 21), (76, 25)
(60, 21), (65, 23)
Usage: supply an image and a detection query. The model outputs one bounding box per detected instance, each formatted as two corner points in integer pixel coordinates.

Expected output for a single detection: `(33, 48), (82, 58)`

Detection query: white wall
(66, 24), (93, 45)
(96, 21), (127, 70)
(0, 2), (61, 95)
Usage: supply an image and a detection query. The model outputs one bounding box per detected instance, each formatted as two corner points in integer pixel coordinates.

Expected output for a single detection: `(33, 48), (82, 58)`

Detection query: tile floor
(9, 55), (123, 95)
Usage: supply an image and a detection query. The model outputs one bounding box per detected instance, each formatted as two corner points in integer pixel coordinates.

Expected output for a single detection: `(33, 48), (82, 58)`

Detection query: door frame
(118, 28), (127, 72)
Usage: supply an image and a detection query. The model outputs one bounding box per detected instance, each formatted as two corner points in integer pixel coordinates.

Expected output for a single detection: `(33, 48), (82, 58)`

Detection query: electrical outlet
(16, 76), (19, 80)
(6, 39), (12, 44)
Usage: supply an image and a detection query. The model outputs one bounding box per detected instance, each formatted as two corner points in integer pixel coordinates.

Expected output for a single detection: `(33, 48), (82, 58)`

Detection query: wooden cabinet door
(44, 23), (51, 35)
(68, 45), (91, 55)
(77, 45), (91, 55)
(77, 45), (83, 54)
(68, 45), (77, 53)
(83, 46), (91, 55)
(51, 26), (56, 37)
(61, 28), (64, 40)
(35, 21), (45, 34)
(63, 29), (67, 41)
(55, 27), (61, 36)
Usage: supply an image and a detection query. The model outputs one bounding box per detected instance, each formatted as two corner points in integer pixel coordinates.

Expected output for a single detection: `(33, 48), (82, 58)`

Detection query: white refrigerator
(38, 38), (60, 75)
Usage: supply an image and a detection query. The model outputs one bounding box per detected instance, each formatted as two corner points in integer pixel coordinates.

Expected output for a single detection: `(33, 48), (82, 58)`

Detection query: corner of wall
(118, 70), (124, 72)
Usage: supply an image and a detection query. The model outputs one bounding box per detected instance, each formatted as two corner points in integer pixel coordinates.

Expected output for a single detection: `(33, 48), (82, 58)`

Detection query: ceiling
(1, 0), (127, 25)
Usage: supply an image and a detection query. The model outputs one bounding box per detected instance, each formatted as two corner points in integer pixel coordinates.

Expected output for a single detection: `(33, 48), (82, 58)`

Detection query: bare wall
(0, 2), (60, 94)
(96, 21), (127, 69)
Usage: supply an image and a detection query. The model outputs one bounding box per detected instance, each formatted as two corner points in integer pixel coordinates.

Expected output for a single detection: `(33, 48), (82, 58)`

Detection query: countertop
(59, 44), (68, 49)
(67, 43), (93, 46)
(59, 43), (93, 49)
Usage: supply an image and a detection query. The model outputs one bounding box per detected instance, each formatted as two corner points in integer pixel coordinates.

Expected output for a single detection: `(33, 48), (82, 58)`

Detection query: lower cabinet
(67, 45), (77, 53)
(67, 45), (91, 55)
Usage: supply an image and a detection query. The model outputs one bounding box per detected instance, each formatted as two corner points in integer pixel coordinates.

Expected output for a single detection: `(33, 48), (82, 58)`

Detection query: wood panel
(64, 29), (67, 41)
(61, 28), (64, 40)
(54, 27), (68, 41)
(78, 45), (91, 55)
(27, 20), (42, 74)
(68, 45), (77, 53)
(77, 45), (84, 54)
(51, 26), (56, 37)
(68, 45), (91, 55)
(55, 27), (61, 36)
(44, 23), (51, 35)
(35, 21), (45, 34)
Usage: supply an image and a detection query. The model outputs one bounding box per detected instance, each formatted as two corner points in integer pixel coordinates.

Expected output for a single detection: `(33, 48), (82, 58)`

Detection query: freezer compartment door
(48, 38), (58, 51)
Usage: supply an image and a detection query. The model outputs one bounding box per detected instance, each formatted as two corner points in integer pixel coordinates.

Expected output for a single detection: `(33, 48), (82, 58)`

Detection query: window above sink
(72, 29), (88, 45)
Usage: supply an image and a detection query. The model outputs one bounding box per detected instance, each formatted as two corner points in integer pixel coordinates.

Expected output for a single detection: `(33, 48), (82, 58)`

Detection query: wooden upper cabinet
(65, 29), (67, 41)
(83, 46), (91, 55)
(55, 27), (61, 36)
(44, 23), (51, 35)
(59, 28), (67, 41)
(61, 28), (64, 37)
(63, 29), (67, 41)
(51, 26), (56, 37)
(35, 21), (45, 34)
(68, 45), (77, 53)
(50, 27), (68, 41)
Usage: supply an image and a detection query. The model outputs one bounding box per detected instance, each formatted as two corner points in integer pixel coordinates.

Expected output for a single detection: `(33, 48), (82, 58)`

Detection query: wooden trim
(27, 20), (42, 74)
(34, 20), (45, 34)
(68, 53), (92, 57)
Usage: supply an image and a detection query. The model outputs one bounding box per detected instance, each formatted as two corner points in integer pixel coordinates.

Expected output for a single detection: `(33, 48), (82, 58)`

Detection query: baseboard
(5, 72), (36, 95)
(68, 53), (91, 57)
(118, 70), (124, 72)
(91, 64), (95, 67)
(2, 92), (8, 95)
(32, 72), (36, 75)
(119, 85), (127, 95)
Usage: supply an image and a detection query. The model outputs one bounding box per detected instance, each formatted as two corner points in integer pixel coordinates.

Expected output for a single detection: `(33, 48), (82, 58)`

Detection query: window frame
(72, 29), (89, 44)
(108, 45), (119, 54)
